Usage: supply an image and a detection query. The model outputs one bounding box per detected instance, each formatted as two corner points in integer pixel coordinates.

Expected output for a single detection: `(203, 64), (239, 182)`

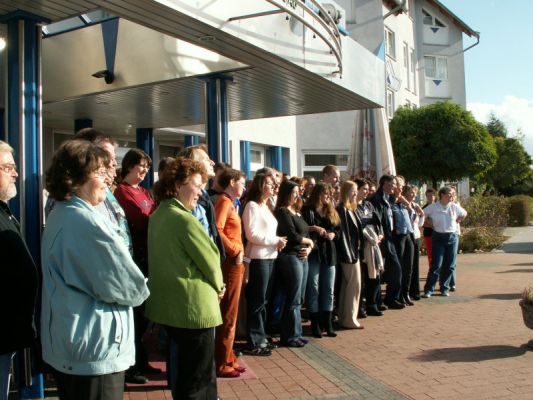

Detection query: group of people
(0, 130), (467, 400)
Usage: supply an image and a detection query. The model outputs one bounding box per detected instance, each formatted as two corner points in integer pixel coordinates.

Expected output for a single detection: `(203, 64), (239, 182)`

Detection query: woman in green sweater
(146, 157), (224, 400)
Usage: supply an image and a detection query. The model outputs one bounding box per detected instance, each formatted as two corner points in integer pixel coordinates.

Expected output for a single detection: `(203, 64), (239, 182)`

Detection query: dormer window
(422, 9), (446, 28)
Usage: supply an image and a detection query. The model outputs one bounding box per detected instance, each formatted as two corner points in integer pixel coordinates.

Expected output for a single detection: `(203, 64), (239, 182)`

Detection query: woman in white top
(422, 186), (467, 298)
(241, 173), (287, 355)
(402, 185), (425, 301)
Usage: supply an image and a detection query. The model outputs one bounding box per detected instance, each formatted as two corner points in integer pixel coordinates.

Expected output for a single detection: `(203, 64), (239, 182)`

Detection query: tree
(484, 136), (532, 194)
(486, 112), (508, 138)
(390, 101), (497, 189)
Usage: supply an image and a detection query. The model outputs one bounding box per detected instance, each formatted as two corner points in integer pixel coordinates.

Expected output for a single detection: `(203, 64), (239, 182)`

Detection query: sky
(440, 0), (533, 154)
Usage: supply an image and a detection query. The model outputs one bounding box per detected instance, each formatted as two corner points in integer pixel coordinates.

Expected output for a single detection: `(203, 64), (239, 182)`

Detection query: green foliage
(486, 112), (508, 138)
(483, 136), (532, 193)
(459, 227), (506, 253)
(461, 195), (509, 228)
(508, 195), (531, 226)
(390, 101), (496, 188)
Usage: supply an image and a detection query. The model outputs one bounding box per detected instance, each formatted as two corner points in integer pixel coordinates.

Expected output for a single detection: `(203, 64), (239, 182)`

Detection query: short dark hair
(121, 148), (152, 179)
(158, 157), (175, 174)
(45, 139), (109, 201)
(218, 168), (245, 189)
(354, 178), (369, 188)
(438, 186), (453, 199)
(214, 162), (231, 174)
(378, 174), (395, 188)
(246, 173), (272, 204)
(322, 164), (339, 177)
(426, 188), (436, 194)
(275, 180), (300, 210)
(153, 157), (207, 202)
(74, 128), (117, 147)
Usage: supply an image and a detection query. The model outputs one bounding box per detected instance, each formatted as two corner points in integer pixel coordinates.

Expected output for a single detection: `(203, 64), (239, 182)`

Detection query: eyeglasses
(0, 163), (17, 174)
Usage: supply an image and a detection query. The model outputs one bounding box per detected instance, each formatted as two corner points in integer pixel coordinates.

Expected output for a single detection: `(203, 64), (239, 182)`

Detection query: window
(301, 152), (349, 181)
(403, 42), (410, 90)
(386, 90), (395, 119)
(385, 28), (395, 58)
(410, 49), (417, 94)
(422, 9), (446, 27)
(424, 55), (447, 80)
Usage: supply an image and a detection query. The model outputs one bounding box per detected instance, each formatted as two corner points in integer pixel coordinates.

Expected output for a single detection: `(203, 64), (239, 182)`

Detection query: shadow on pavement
(496, 268), (533, 274)
(496, 242), (533, 253)
(478, 293), (521, 300)
(412, 345), (529, 363)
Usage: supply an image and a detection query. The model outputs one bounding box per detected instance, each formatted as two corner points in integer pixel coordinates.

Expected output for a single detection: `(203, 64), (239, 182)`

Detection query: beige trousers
(338, 261), (362, 328)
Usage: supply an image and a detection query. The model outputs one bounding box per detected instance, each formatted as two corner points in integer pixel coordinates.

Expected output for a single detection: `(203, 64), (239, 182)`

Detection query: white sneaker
(421, 292), (432, 298)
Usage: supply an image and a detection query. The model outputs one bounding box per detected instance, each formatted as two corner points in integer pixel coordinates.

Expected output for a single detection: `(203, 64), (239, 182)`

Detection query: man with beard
(0, 140), (38, 399)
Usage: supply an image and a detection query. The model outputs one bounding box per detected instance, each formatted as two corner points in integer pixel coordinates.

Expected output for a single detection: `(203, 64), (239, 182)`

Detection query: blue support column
(205, 76), (229, 163)
(136, 128), (154, 189)
(184, 134), (200, 148)
(74, 118), (92, 132)
(3, 11), (48, 400)
(240, 140), (251, 179)
(270, 146), (283, 172)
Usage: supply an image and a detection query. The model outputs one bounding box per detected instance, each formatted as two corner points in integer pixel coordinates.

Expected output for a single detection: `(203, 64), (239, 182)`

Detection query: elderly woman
(114, 148), (157, 383)
(214, 168), (247, 377)
(302, 183), (340, 338)
(335, 181), (364, 329)
(422, 186), (467, 298)
(41, 140), (149, 400)
(146, 157), (224, 400)
(241, 173), (287, 356)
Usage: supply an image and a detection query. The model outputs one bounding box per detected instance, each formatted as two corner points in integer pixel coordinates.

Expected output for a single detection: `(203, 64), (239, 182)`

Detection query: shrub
(461, 195), (509, 228)
(508, 195), (531, 226)
(459, 227), (507, 253)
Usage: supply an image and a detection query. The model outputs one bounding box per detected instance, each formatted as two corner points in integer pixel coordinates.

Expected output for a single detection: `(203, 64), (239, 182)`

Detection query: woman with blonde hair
(335, 181), (364, 329)
(301, 183), (341, 337)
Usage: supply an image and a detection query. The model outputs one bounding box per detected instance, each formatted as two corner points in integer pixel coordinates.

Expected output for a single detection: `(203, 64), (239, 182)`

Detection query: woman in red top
(114, 148), (157, 384)
(214, 168), (247, 378)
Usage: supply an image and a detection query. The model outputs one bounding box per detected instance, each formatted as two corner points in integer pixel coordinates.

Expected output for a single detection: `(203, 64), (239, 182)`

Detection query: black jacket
(198, 189), (226, 262)
(335, 204), (363, 264)
(368, 188), (394, 239)
(0, 201), (38, 354)
(301, 205), (340, 266)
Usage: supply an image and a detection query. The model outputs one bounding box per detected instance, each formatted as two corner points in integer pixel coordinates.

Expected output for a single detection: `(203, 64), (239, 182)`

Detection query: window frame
(424, 55), (448, 81)
(384, 27), (396, 59)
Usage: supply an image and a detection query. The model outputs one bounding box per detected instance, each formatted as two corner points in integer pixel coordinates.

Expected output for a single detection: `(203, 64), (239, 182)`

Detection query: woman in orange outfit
(214, 168), (247, 378)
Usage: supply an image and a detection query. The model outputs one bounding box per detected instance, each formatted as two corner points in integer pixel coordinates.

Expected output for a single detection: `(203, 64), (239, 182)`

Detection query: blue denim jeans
(306, 252), (336, 313)
(246, 259), (275, 347)
(424, 232), (458, 294)
(449, 234), (460, 288)
(276, 253), (307, 343)
(0, 352), (14, 400)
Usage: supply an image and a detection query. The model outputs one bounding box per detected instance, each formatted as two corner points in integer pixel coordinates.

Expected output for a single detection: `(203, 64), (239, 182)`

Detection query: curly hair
(45, 140), (109, 201)
(306, 182), (341, 226)
(153, 157), (207, 202)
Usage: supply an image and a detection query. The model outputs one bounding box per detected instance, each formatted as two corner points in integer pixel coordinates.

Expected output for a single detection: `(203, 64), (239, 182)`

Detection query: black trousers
(131, 303), (149, 371)
(409, 237), (421, 297)
(53, 369), (124, 400)
(165, 326), (217, 400)
(393, 233), (415, 295)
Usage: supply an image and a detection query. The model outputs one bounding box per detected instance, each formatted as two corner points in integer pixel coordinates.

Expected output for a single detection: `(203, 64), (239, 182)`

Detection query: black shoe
(386, 300), (406, 310)
(403, 294), (414, 306)
(367, 308), (384, 317)
(242, 346), (272, 356)
(139, 364), (162, 374)
(410, 294), (421, 301)
(310, 312), (323, 338)
(378, 304), (388, 311)
(322, 311), (337, 337)
(125, 371), (149, 384)
(357, 310), (368, 319)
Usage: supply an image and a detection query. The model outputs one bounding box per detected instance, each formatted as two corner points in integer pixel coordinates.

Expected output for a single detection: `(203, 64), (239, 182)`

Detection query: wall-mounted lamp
(0, 37), (6, 52)
(92, 69), (114, 84)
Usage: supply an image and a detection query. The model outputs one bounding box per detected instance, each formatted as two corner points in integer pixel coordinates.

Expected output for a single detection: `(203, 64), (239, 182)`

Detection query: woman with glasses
(41, 140), (149, 400)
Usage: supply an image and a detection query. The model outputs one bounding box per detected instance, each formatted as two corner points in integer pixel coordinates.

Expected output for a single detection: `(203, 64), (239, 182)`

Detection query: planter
(519, 300), (533, 348)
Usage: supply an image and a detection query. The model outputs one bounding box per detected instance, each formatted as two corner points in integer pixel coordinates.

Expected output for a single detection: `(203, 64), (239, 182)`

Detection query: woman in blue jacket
(41, 140), (150, 400)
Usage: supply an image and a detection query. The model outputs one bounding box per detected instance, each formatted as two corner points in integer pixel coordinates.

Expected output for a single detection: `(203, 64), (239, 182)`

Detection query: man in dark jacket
(0, 140), (38, 398)
(368, 175), (405, 309)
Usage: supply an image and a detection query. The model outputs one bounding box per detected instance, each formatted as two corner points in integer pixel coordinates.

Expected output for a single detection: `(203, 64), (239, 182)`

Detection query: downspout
(383, 0), (407, 19)
(461, 33), (480, 54)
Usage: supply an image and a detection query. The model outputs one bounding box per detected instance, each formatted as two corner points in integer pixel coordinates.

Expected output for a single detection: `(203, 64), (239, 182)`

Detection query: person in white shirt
(421, 186), (467, 298)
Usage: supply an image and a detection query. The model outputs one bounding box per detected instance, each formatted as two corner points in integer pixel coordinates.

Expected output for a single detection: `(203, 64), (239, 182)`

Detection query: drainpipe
(384, 0), (407, 19)
(461, 33), (480, 54)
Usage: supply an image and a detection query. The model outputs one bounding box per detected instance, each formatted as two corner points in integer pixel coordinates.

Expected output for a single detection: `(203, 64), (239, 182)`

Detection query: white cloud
(468, 96), (533, 155)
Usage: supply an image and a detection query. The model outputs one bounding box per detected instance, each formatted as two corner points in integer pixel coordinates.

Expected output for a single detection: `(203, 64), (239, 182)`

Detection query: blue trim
(338, 26), (349, 36)
(6, 16), (44, 399)
(101, 19), (119, 75)
(0, 10), (50, 23)
(270, 146), (283, 171)
(377, 41), (385, 60)
(184, 135), (200, 147)
(240, 141), (251, 180)
(42, 16), (118, 38)
(136, 128), (154, 189)
(74, 118), (92, 132)
(219, 79), (228, 163)
(206, 77), (218, 161)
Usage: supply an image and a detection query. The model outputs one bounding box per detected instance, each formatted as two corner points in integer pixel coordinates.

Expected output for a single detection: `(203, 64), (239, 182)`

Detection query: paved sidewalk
(38, 227), (533, 399)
